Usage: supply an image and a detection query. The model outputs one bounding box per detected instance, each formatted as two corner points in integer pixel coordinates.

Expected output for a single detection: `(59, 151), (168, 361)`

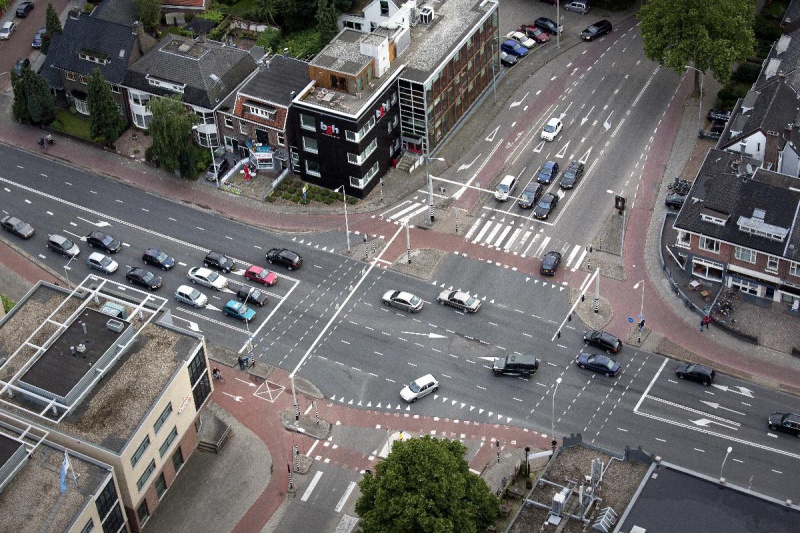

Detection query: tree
(11, 74), (31, 124)
(86, 67), (126, 144)
(253, 0), (280, 25)
(638, 0), (756, 90)
(316, 0), (339, 46)
(134, 0), (162, 34)
(12, 68), (55, 125)
(355, 436), (500, 533)
(148, 96), (199, 178)
(43, 2), (62, 54)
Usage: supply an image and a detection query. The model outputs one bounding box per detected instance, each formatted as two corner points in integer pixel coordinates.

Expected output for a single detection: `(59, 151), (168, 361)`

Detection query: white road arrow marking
(400, 332), (448, 339)
(458, 154), (482, 171)
(77, 217), (112, 227)
(700, 401), (746, 416)
(509, 91), (529, 108)
(556, 141), (570, 159)
(712, 384), (754, 398)
(222, 392), (243, 402)
(580, 105), (594, 126)
(235, 378), (257, 387)
(692, 418), (738, 430)
(603, 111), (614, 131)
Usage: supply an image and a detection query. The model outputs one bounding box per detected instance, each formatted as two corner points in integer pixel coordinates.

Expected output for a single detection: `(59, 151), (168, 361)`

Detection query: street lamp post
(64, 254), (77, 288)
(335, 185), (351, 253)
(633, 279), (645, 343)
(425, 155), (445, 225)
(685, 65), (705, 138)
(556, 1), (561, 49)
(551, 377), (562, 454)
(720, 446), (733, 483)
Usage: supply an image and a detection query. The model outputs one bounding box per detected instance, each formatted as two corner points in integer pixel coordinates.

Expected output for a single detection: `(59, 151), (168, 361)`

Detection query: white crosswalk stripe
(386, 202), (427, 221)
(565, 244), (582, 268)
(472, 220), (494, 244)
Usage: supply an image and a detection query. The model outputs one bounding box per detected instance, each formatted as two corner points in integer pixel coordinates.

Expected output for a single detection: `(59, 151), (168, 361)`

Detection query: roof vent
(419, 6), (435, 24)
(752, 208), (766, 221)
(107, 319), (125, 333)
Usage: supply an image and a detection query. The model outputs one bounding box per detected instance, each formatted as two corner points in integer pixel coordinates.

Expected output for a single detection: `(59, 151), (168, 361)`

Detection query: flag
(60, 451), (69, 493)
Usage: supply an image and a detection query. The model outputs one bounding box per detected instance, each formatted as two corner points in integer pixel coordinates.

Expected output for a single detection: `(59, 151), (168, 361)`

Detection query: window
(345, 130), (357, 142)
(277, 132), (285, 146)
(136, 460), (156, 491)
(131, 436), (151, 468)
(347, 139), (377, 165)
(79, 75), (89, 85)
(734, 246), (756, 264)
(130, 92), (150, 106)
(195, 109), (215, 125)
(95, 480), (119, 520)
(343, 20), (363, 31)
(101, 504), (125, 533)
(65, 71), (76, 82)
(244, 103), (277, 121)
(239, 121), (248, 134)
(306, 159), (321, 177)
(350, 161), (380, 189)
(137, 501), (149, 526)
(766, 256), (779, 273)
(155, 473), (167, 500)
(303, 136), (318, 154)
(154, 403), (173, 433)
(699, 237), (720, 254)
(188, 349), (208, 385)
(224, 116), (233, 129)
(700, 213), (728, 226)
(380, 0), (390, 15)
(172, 447), (185, 473)
(160, 426), (178, 457)
(790, 262), (800, 277)
(391, 92), (398, 106)
(110, 85), (121, 94)
(300, 114), (315, 131)
(80, 519), (94, 533)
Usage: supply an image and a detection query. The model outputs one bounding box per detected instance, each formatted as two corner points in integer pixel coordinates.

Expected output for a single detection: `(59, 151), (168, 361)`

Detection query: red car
(244, 265), (278, 286)
(518, 25), (550, 44)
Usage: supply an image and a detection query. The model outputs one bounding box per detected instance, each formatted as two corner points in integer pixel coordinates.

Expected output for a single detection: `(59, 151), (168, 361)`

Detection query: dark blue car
(575, 351), (621, 377)
(32, 27), (45, 49)
(501, 39), (528, 58)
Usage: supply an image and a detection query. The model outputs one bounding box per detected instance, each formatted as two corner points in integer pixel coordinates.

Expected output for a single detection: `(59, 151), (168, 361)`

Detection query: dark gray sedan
(575, 351), (620, 377)
(382, 290), (424, 312)
(1, 215), (35, 239)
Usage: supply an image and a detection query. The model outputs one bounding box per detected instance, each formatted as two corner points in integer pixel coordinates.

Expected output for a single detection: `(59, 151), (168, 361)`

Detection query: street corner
(281, 410), (332, 440)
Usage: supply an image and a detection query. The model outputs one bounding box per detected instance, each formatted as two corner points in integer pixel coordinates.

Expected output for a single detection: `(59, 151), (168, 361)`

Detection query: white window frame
(347, 138), (377, 165)
(700, 213), (727, 226)
(676, 231), (691, 249)
(277, 131), (285, 146)
(734, 246), (756, 264)
(300, 114), (315, 131)
(244, 103), (277, 121)
(766, 255), (779, 273)
(345, 130), (357, 142)
(790, 261), (800, 277)
(305, 159), (321, 177)
(303, 136), (318, 154)
(224, 116), (233, 129)
(699, 236), (720, 254)
(65, 71), (76, 81)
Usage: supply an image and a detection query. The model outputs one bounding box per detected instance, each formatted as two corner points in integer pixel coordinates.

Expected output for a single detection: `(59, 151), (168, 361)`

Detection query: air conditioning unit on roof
(419, 6), (434, 24)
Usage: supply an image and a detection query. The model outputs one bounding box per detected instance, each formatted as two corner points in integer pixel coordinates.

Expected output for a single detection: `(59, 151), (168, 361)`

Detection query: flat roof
(618, 464), (800, 533)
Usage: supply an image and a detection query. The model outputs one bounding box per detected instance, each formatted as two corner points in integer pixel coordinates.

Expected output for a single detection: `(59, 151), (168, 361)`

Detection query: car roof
(502, 39), (519, 46)
(192, 267), (214, 276)
(88, 252), (107, 261)
(416, 374), (436, 384)
(2, 22), (14, 29)
(546, 118), (560, 126)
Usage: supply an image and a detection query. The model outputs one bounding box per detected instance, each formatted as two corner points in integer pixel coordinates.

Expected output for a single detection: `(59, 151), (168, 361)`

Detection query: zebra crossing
(379, 199), (430, 222)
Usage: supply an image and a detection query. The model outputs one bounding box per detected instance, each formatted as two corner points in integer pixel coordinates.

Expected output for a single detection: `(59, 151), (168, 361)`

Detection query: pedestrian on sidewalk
(703, 315), (711, 330)
(238, 354), (245, 370)
(700, 318), (705, 332)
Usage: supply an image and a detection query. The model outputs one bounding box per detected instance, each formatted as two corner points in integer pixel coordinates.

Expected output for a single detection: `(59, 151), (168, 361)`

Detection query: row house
(671, 149), (800, 309)
(339, 0), (402, 33)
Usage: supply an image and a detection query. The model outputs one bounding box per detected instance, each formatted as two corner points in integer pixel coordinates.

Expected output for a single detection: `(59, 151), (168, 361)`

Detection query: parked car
(266, 248), (303, 270)
(665, 193), (686, 210)
(506, 31), (536, 49)
(537, 161), (560, 184)
(534, 17), (562, 35)
(126, 268), (162, 290)
(519, 182), (543, 209)
(541, 118), (563, 141)
(382, 290), (424, 312)
(175, 285), (208, 308)
(518, 25), (550, 44)
(492, 354), (539, 377)
(206, 156), (230, 182)
(500, 51), (518, 67)
(707, 109), (731, 122)
(0, 21), (17, 40)
(400, 374), (439, 402)
(533, 193), (559, 220)
(142, 248), (175, 270)
(1, 215), (35, 239)
(710, 120), (727, 135)
(437, 290), (481, 312)
(223, 300), (256, 322)
(495, 174), (518, 201)
(581, 20), (612, 41)
(560, 161), (585, 189)
(32, 27), (46, 48)
(47, 234), (80, 257)
(13, 58), (30, 76)
(187, 267), (229, 290)
(16, 1), (35, 17)
(86, 252), (118, 274)
(564, 1), (591, 14)
(768, 412), (800, 437)
(575, 351), (621, 377)
(245, 265), (278, 286)
(86, 231), (122, 253)
(500, 39), (528, 58)
(675, 363), (716, 386)
(204, 251), (236, 273)
(540, 251), (562, 276)
(237, 285), (269, 307)
(583, 329), (622, 353)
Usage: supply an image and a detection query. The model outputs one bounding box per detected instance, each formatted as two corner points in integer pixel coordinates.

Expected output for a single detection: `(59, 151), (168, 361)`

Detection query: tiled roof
(224, 55), (310, 110)
(43, 13), (138, 85)
(674, 149), (800, 259)
(93, 0), (138, 27)
(721, 77), (800, 149)
(123, 34), (257, 110)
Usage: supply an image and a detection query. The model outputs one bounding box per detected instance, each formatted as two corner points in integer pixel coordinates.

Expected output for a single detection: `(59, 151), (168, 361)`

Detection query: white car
(187, 267), (228, 291)
(400, 374), (439, 403)
(86, 252), (118, 274)
(495, 175), (518, 201)
(541, 118), (563, 141)
(175, 285), (209, 308)
(506, 31), (536, 50)
(0, 22), (16, 40)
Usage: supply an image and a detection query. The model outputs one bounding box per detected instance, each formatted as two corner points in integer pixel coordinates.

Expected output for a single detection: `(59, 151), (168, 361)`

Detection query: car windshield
(100, 256), (113, 267)
(464, 296), (477, 307)
(588, 25), (598, 33)
(409, 381), (421, 393)
(141, 271), (154, 282)
(238, 304), (250, 314)
(544, 125), (555, 133)
(497, 184), (509, 193)
(12, 220), (25, 230)
(537, 198), (552, 208)
(62, 238), (75, 248)
(601, 358), (616, 370)
(207, 272), (219, 282)
(155, 251), (168, 262)
(541, 167), (552, 176)
(101, 235), (113, 245)
(189, 289), (201, 299)
(409, 296), (422, 306)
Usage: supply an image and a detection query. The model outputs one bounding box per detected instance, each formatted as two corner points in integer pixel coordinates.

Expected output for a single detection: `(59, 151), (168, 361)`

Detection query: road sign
(627, 317), (634, 323)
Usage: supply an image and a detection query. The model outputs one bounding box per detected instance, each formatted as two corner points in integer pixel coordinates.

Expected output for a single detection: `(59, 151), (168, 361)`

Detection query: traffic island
(570, 288), (613, 332)
(280, 409), (332, 440)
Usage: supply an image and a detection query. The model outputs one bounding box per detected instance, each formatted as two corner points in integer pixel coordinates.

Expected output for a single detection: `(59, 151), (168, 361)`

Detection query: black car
(16, 1), (34, 17)
(500, 51), (518, 67)
(237, 285), (269, 307)
(534, 17), (561, 35)
(709, 120), (726, 135)
(575, 351), (621, 377)
(142, 248), (175, 270)
(560, 161), (585, 189)
(537, 161), (559, 185)
(492, 354), (539, 377)
(204, 251), (236, 273)
(665, 193), (686, 210)
(86, 231), (122, 253)
(768, 412), (800, 437)
(581, 20), (612, 41)
(518, 182), (543, 209)
(583, 330), (622, 353)
(540, 251), (561, 276)
(126, 268), (162, 290)
(13, 58), (30, 77)
(533, 193), (559, 220)
(707, 109), (731, 122)
(266, 248), (303, 270)
(675, 363), (716, 386)
(1, 215), (35, 239)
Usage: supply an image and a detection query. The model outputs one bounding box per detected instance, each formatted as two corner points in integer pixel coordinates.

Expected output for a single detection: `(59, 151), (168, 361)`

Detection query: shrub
(281, 192), (292, 200)
(290, 194), (302, 203)
(732, 63), (760, 84)
(347, 197), (357, 205)
(754, 16), (782, 42)
(323, 197), (335, 205)
(266, 195), (276, 203)
(300, 198), (310, 205)
(197, 9), (225, 22)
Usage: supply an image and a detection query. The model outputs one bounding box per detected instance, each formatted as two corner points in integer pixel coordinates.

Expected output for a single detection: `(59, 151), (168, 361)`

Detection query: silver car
(382, 290), (424, 312)
(437, 290), (481, 313)
(175, 285), (208, 308)
(86, 252), (118, 274)
(47, 234), (80, 257)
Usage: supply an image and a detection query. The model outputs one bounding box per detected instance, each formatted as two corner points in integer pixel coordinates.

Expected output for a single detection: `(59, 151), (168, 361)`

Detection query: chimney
(283, 47), (289, 57)
(69, 8), (81, 20)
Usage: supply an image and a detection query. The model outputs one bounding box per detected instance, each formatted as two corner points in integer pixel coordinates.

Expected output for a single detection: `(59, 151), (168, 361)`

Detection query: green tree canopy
(134, 0), (162, 34)
(316, 0), (339, 47)
(355, 436), (500, 533)
(638, 0), (756, 85)
(87, 67), (126, 145)
(148, 96), (198, 178)
(42, 3), (62, 54)
(12, 68), (55, 125)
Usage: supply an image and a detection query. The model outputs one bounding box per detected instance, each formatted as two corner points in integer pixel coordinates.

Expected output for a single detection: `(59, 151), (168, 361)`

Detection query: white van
(495, 175), (518, 201)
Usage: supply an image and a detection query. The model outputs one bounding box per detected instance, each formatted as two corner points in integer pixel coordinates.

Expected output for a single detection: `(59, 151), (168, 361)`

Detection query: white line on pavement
(335, 481), (358, 513)
(301, 471), (324, 502)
